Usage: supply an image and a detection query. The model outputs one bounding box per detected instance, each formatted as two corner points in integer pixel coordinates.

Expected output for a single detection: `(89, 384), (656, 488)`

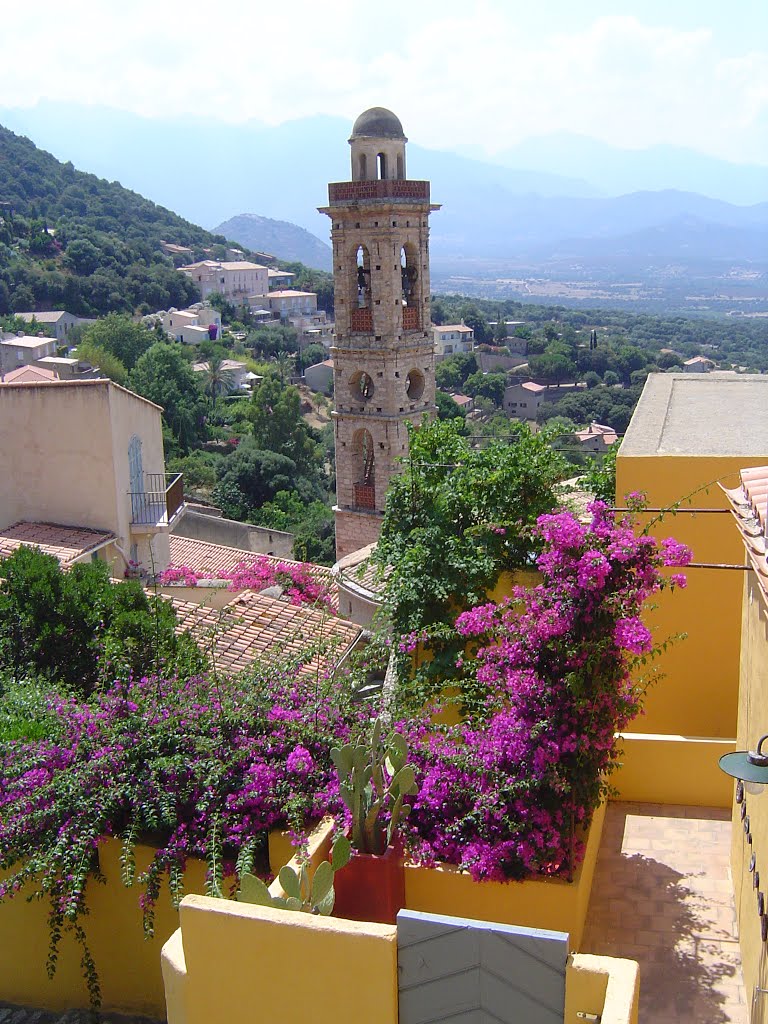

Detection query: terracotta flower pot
(332, 839), (405, 924)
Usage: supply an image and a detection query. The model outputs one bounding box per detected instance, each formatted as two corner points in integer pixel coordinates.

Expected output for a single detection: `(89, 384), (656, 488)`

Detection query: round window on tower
(405, 369), (425, 401)
(350, 370), (375, 402)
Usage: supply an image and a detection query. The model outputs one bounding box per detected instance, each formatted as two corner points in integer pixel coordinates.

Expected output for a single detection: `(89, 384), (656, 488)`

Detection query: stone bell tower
(320, 107), (439, 559)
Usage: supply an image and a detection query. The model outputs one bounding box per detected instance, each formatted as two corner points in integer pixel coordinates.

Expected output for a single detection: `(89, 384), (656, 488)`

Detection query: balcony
(328, 179), (430, 204)
(129, 473), (184, 530)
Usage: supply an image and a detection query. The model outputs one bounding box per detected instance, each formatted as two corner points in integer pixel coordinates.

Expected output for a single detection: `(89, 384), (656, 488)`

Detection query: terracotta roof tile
(2, 364), (58, 383)
(0, 521), (115, 567)
(168, 534), (338, 610)
(723, 466), (768, 600)
(171, 592), (362, 678)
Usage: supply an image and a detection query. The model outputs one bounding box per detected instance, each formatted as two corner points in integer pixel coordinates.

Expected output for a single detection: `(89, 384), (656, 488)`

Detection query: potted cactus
(330, 717), (418, 924)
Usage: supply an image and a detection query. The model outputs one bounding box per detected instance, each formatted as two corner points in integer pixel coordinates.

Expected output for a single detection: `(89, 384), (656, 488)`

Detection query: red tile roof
(172, 591), (362, 678)
(723, 466), (768, 597)
(0, 521), (115, 566)
(168, 534), (338, 610)
(2, 364), (57, 383)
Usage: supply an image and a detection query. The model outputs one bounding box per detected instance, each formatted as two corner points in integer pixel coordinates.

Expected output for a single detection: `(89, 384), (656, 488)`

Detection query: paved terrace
(583, 801), (746, 1023)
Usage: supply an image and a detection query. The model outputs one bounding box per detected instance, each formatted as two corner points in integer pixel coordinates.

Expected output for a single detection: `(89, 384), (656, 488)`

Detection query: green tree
(72, 339), (128, 384)
(0, 547), (203, 695)
(129, 343), (206, 452)
(250, 373), (321, 480)
(80, 313), (156, 369)
(463, 371), (506, 406)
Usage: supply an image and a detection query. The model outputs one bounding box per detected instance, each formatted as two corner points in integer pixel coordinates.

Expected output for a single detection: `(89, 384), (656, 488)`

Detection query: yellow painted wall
(731, 572), (768, 1007)
(613, 733), (735, 807)
(404, 799), (606, 951)
(176, 896), (398, 1024)
(616, 454), (764, 737)
(163, 895), (639, 1024)
(0, 839), (211, 1015)
(565, 953), (640, 1024)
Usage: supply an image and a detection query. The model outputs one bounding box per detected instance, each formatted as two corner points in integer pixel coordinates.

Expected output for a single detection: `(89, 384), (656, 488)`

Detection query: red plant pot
(332, 840), (405, 925)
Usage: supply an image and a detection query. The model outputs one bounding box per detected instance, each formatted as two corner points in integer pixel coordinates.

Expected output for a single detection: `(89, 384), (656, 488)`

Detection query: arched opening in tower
(355, 245), (372, 308)
(400, 243), (420, 329)
(358, 153), (368, 180)
(352, 428), (376, 509)
(377, 152), (387, 180)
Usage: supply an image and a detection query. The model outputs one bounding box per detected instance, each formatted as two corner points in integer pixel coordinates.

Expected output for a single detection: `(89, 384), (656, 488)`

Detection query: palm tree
(200, 356), (235, 404)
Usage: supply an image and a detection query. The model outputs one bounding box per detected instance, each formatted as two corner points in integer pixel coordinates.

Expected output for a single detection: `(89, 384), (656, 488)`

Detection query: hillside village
(2, 105), (768, 1024)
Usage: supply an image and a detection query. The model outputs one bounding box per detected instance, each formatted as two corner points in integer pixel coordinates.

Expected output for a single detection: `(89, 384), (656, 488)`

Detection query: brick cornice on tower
(320, 108), (438, 560)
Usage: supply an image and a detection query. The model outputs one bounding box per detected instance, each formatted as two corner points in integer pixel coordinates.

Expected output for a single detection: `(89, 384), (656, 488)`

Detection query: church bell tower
(320, 107), (439, 559)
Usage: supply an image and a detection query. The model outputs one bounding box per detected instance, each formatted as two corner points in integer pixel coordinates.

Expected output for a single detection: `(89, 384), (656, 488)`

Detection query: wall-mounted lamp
(720, 735), (768, 783)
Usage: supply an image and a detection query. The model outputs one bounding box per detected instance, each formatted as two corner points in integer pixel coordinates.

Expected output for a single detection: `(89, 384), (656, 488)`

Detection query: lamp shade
(720, 734), (768, 783)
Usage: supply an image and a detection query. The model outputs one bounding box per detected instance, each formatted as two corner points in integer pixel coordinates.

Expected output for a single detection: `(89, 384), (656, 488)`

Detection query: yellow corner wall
(176, 896), (398, 1024)
(616, 454), (763, 737)
(613, 732), (735, 807)
(163, 895), (639, 1024)
(0, 838), (229, 1016)
(404, 799), (606, 951)
(566, 953), (640, 1024)
(731, 572), (768, 1005)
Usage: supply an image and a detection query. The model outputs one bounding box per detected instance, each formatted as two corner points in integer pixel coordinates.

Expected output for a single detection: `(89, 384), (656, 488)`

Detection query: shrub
(0, 547), (205, 696)
(0, 658), (369, 1007)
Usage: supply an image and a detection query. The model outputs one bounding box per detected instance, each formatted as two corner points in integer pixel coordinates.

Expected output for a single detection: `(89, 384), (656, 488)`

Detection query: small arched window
(377, 152), (387, 180)
(358, 153), (367, 180)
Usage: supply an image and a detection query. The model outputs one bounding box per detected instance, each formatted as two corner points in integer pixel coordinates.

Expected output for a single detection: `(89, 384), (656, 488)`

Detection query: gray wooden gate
(397, 909), (568, 1024)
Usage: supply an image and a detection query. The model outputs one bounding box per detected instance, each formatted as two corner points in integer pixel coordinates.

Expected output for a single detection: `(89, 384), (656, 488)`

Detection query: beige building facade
(0, 379), (184, 577)
(179, 260), (269, 303)
(320, 107), (439, 558)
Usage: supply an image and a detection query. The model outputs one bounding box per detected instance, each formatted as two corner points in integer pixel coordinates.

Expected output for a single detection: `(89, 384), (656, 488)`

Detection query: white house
(162, 304), (222, 345)
(192, 359), (252, 394)
(684, 356), (716, 373)
(304, 359), (334, 394)
(432, 323), (475, 357)
(0, 334), (57, 374)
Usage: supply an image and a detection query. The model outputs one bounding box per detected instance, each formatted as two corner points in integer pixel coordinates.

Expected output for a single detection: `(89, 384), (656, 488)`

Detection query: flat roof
(1, 336), (53, 349)
(620, 373), (768, 457)
(0, 521), (115, 567)
(0, 376), (164, 413)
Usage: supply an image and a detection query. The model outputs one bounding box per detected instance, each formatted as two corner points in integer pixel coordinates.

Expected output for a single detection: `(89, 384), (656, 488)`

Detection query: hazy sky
(4, 0), (767, 164)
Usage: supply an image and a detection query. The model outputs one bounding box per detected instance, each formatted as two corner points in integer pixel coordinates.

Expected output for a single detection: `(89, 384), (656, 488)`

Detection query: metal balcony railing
(129, 473), (184, 527)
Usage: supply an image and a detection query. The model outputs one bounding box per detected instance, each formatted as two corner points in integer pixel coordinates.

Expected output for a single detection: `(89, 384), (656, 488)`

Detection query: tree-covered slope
(0, 124), (231, 316)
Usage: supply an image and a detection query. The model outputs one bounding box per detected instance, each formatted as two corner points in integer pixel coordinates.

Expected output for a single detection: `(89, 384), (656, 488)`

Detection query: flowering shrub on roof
(404, 500), (691, 883)
(0, 659), (366, 1007)
(158, 555), (335, 613)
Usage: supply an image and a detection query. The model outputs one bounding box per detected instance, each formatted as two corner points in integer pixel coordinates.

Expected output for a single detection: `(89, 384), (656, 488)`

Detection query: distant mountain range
(214, 214), (332, 271)
(2, 102), (766, 309)
(468, 133), (768, 208)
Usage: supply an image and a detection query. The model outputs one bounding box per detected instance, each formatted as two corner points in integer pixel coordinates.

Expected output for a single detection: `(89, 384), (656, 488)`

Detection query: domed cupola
(349, 106), (407, 181)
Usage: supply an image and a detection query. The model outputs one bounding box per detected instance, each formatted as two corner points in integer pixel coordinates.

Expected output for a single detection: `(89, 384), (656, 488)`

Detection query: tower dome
(351, 107), (406, 141)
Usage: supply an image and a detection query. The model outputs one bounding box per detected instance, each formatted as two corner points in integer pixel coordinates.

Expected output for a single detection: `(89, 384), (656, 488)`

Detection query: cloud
(2, 2), (767, 163)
